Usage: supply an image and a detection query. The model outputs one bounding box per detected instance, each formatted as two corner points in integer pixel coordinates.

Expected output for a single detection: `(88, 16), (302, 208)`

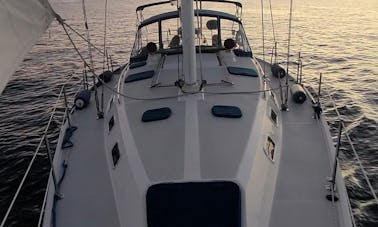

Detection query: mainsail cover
(0, 0), (54, 94)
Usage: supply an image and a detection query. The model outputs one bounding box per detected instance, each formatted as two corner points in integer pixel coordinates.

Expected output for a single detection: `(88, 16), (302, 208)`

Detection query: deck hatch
(233, 49), (253, 57)
(211, 105), (242, 118)
(129, 61), (147, 69)
(125, 70), (154, 83)
(146, 181), (241, 227)
(142, 107), (172, 122)
(111, 143), (120, 167)
(227, 66), (258, 77)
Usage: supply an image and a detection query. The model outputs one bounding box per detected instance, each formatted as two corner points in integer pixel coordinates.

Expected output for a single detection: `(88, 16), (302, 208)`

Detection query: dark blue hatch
(125, 70), (155, 83)
(129, 61), (147, 69)
(142, 107), (172, 122)
(212, 105), (242, 118)
(227, 66), (258, 77)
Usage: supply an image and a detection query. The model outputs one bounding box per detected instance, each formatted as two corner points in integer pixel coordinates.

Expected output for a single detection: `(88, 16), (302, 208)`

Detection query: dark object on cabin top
(129, 61), (147, 69)
(212, 105), (242, 118)
(147, 42), (157, 53)
(142, 107), (172, 122)
(224, 38), (236, 50)
(227, 67), (258, 77)
(233, 49), (253, 57)
(125, 70), (155, 83)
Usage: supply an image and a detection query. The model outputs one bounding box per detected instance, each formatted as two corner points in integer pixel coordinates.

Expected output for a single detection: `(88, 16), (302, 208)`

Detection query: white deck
(42, 57), (352, 227)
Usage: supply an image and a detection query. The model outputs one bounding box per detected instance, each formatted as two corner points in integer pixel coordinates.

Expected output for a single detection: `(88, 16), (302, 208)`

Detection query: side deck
(263, 61), (353, 227)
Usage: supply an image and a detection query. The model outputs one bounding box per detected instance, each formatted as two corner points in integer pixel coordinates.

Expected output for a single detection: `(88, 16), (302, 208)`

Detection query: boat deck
(42, 60), (349, 227)
(263, 62), (340, 227)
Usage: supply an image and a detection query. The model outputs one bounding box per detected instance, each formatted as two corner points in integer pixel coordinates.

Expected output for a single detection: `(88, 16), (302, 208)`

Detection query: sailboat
(1, 0), (357, 227)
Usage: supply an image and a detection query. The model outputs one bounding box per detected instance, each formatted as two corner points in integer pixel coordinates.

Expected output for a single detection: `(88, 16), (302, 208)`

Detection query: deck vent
(125, 70), (155, 83)
(129, 61), (147, 69)
(227, 67), (258, 77)
(142, 107), (172, 122)
(147, 181), (241, 227)
(111, 143), (120, 167)
(108, 116), (115, 132)
(211, 105), (242, 118)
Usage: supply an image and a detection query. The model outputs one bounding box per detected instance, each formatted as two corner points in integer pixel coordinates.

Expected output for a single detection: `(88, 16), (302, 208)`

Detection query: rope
(323, 87), (378, 206)
(81, 0), (103, 117)
(268, 0), (276, 44)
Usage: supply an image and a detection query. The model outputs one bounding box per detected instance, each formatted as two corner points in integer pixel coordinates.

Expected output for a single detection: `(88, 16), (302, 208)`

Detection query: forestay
(0, 0), (54, 94)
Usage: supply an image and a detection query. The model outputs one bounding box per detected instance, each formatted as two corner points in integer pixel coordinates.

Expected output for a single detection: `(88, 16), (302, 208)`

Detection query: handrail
(0, 74), (82, 227)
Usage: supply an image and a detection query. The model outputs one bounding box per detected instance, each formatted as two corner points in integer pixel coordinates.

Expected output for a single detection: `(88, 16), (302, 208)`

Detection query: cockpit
(131, 9), (252, 57)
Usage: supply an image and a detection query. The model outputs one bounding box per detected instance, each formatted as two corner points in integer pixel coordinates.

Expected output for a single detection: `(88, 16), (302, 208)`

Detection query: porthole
(112, 143), (120, 167)
(270, 110), (277, 125)
(264, 137), (275, 161)
(108, 116), (115, 132)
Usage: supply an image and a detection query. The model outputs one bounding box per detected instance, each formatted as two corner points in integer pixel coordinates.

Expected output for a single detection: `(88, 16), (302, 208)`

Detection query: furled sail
(0, 0), (54, 94)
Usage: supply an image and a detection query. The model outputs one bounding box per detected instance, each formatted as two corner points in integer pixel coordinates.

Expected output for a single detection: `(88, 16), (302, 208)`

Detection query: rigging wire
(268, 0), (278, 64)
(260, 0), (266, 76)
(103, 0), (108, 72)
(284, 0), (294, 108)
(81, 0), (103, 118)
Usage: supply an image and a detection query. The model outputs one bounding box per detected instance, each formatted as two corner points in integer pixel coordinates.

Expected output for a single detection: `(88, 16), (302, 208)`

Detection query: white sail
(0, 0), (54, 94)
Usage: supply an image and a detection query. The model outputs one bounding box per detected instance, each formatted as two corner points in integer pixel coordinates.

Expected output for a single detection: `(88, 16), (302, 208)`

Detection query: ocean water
(0, 0), (377, 226)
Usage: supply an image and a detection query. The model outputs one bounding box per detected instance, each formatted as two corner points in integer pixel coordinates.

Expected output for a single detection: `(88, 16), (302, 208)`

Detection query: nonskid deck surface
(47, 60), (345, 227)
(262, 61), (340, 227)
(51, 80), (120, 227)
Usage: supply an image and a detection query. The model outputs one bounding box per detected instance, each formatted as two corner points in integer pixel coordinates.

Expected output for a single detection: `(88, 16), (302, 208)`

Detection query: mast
(181, 0), (198, 90)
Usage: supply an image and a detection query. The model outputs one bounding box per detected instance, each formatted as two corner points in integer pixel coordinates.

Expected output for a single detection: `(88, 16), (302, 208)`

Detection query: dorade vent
(111, 143), (120, 167)
(142, 107), (172, 122)
(211, 105), (242, 118)
(270, 109), (277, 124)
(147, 181), (241, 227)
(227, 67), (258, 77)
(129, 61), (147, 69)
(264, 137), (275, 161)
(125, 70), (154, 83)
(108, 116), (115, 132)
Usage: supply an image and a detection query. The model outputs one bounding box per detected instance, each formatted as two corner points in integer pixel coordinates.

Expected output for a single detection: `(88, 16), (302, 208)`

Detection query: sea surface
(0, 0), (377, 226)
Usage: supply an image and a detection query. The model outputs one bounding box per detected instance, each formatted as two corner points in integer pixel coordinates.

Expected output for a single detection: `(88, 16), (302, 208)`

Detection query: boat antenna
(81, 0), (103, 118)
(283, 0), (294, 110)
